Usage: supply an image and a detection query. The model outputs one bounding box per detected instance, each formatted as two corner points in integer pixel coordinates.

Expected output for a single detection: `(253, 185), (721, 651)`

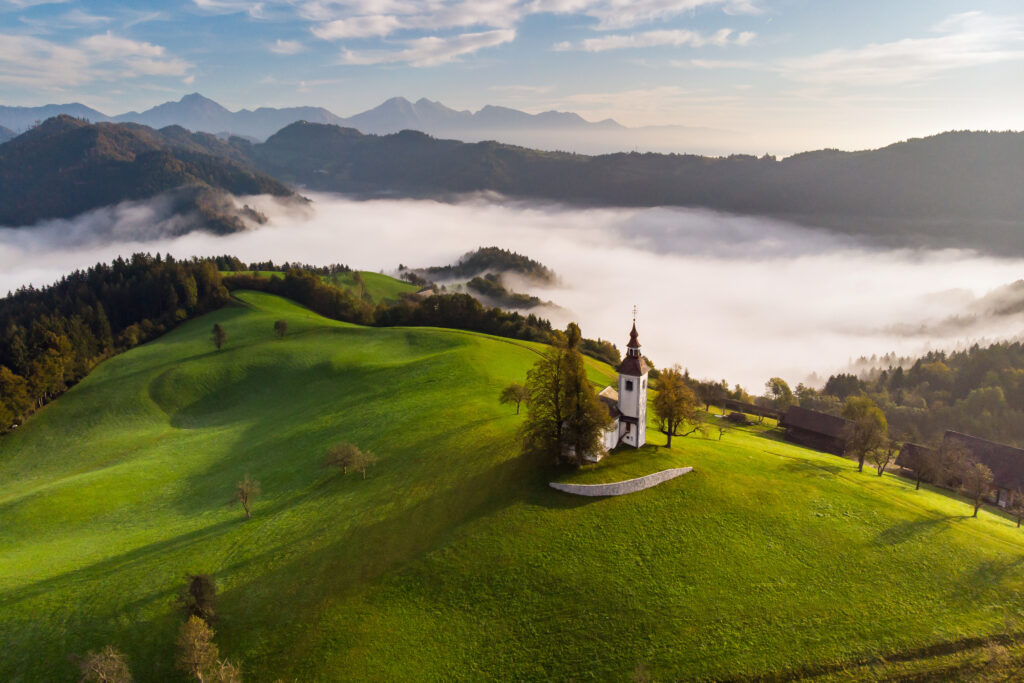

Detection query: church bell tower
(617, 311), (650, 448)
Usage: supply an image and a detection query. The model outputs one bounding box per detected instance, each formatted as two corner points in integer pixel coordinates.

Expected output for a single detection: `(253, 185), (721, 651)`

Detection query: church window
(625, 422), (632, 433)
(642, 379), (646, 390)
(626, 380), (634, 391)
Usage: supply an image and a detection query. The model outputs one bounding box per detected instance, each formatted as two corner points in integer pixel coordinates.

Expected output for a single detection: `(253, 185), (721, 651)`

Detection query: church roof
(619, 355), (650, 376)
(598, 388), (621, 419)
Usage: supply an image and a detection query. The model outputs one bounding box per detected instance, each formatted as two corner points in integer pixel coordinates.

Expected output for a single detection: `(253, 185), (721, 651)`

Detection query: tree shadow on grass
(778, 457), (844, 477)
(872, 514), (963, 546)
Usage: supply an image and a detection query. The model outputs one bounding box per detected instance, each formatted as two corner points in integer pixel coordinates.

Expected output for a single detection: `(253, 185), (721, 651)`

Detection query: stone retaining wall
(549, 467), (693, 497)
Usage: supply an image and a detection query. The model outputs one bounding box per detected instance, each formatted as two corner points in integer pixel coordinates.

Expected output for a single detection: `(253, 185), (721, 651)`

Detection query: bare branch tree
(231, 475), (260, 520)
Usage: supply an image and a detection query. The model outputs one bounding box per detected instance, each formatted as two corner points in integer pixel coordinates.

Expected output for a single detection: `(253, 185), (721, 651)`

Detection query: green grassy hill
(2, 292), (1024, 681)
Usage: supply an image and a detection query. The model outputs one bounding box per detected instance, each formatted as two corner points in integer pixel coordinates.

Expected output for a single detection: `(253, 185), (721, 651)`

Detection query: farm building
(896, 433), (1024, 507)
(779, 406), (851, 455)
(895, 442), (937, 469)
(943, 431), (1024, 507)
(723, 399), (782, 421)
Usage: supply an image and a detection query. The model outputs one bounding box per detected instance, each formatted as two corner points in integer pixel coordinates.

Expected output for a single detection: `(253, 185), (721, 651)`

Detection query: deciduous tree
(868, 439), (898, 476)
(231, 475), (259, 519)
(77, 645), (133, 683)
(211, 324), (227, 351)
(273, 320), (287, 338)
(653, 366), (701, 448)
(350, 448), (379, 479)
(842, 396), (888, 472)
(1008, 489), (1024, 528)
(176, 616), (219, 682)
(499, 382), (529, 414)
(521, 324), (610, 465)
(324, 442), (358, 474)
(765, 377), (795, 410)
(960, 459), (994, 518)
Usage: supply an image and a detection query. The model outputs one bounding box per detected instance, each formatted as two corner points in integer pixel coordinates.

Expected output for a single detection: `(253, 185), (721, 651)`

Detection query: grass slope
(2, 292), (1024, 681)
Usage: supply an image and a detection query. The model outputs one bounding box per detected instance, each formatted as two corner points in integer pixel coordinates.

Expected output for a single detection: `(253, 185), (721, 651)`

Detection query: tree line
(0, 254), (230, 432)
(743, 342), (1024, 450)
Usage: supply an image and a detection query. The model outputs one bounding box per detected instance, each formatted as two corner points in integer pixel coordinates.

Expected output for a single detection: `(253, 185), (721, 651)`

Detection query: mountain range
(249, 122), (1024, 252)
(0, 93), (734, 155)
(4, 115), (1024, 253)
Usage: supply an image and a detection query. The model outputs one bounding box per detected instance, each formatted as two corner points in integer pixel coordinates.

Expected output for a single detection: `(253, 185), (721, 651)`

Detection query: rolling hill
(0, 116), (291, 230)
(3, 291), (1024, 680)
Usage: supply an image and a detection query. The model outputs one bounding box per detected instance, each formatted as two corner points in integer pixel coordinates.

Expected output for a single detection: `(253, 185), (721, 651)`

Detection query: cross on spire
(632, 304), (638, 325)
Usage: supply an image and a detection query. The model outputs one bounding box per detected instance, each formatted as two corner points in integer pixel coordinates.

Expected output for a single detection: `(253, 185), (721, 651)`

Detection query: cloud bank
(5, 192), (1024, 391)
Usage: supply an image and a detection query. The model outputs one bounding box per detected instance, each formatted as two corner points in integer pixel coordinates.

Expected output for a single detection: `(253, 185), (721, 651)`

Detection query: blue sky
(1, 0), (1022, 152)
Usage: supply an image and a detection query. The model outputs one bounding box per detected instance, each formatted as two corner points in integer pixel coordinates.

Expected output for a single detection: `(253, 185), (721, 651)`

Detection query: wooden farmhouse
(779, 406), (852, 455)
(897, 431), (1024, 507)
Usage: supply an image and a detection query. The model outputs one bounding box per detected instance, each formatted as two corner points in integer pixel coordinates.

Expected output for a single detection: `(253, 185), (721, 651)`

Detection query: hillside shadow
(779, 458), (844, 476)
(0, 516), (241, 610)
(872, 515), (961, 546)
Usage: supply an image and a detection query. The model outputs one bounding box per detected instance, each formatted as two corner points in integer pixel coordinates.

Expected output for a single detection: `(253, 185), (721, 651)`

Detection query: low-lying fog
(4, 191), (1024, 390)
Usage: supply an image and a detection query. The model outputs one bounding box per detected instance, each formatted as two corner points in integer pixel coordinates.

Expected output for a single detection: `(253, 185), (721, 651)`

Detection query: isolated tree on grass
(273, 320), (288, 338)
(211, 324), (227, 351)
(499, 382), (529, 414)
(521, 323), (610, 466)
(76, 645), (133, 683)
(176, 616), (219, 682)
(231, 475), (260, 519)
(324, 442), (358, 474)
(841, 396), (888, 472)
(867, 438), (898, 476)
(350, 448), (379, 479)
(900, 443), (938, 490)
(935, 442), (971, 489)
(178, 573), (217, 622)
(653, 365), (701, 448)
(1008, 489), (1024, 528)
(960, 459), (994, 518)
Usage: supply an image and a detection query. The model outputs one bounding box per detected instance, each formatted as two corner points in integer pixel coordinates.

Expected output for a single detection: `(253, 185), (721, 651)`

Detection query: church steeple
(626, 322), (641, 357)
(616, 308), (649, 449)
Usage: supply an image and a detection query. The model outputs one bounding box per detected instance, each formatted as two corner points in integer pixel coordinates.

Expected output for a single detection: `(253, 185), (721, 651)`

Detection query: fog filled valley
(5, 190), (1024, 390)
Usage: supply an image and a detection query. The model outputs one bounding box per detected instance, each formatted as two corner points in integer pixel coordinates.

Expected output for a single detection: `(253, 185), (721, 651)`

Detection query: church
(589, 321), (650, 462)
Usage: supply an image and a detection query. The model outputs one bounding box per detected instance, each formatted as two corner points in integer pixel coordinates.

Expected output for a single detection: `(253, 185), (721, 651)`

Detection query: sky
(1, 0), (1022, 153)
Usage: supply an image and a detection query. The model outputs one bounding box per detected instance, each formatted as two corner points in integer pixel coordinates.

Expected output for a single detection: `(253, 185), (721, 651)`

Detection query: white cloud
(0, 31), (191, 88)
(556, 27), (754, 52)
(528, 0), (761, 30)
(340, 28), (515, 66)
(779, 12), (1024, 86)
(269, 38), (306, 54)
(312, 14), (404, 39)
(191, 0), (265, 18)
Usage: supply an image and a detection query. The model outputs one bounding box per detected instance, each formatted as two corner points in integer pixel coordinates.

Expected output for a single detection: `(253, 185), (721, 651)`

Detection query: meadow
(2, 290), (1024, 681)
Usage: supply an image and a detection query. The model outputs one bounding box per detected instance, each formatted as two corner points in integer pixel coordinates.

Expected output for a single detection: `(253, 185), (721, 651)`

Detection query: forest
(0, 254), (230, 431)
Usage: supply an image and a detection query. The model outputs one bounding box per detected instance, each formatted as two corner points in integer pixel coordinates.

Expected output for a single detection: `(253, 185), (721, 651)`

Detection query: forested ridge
(0, 116), (291, 230)
(0, 255), (230, 430)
